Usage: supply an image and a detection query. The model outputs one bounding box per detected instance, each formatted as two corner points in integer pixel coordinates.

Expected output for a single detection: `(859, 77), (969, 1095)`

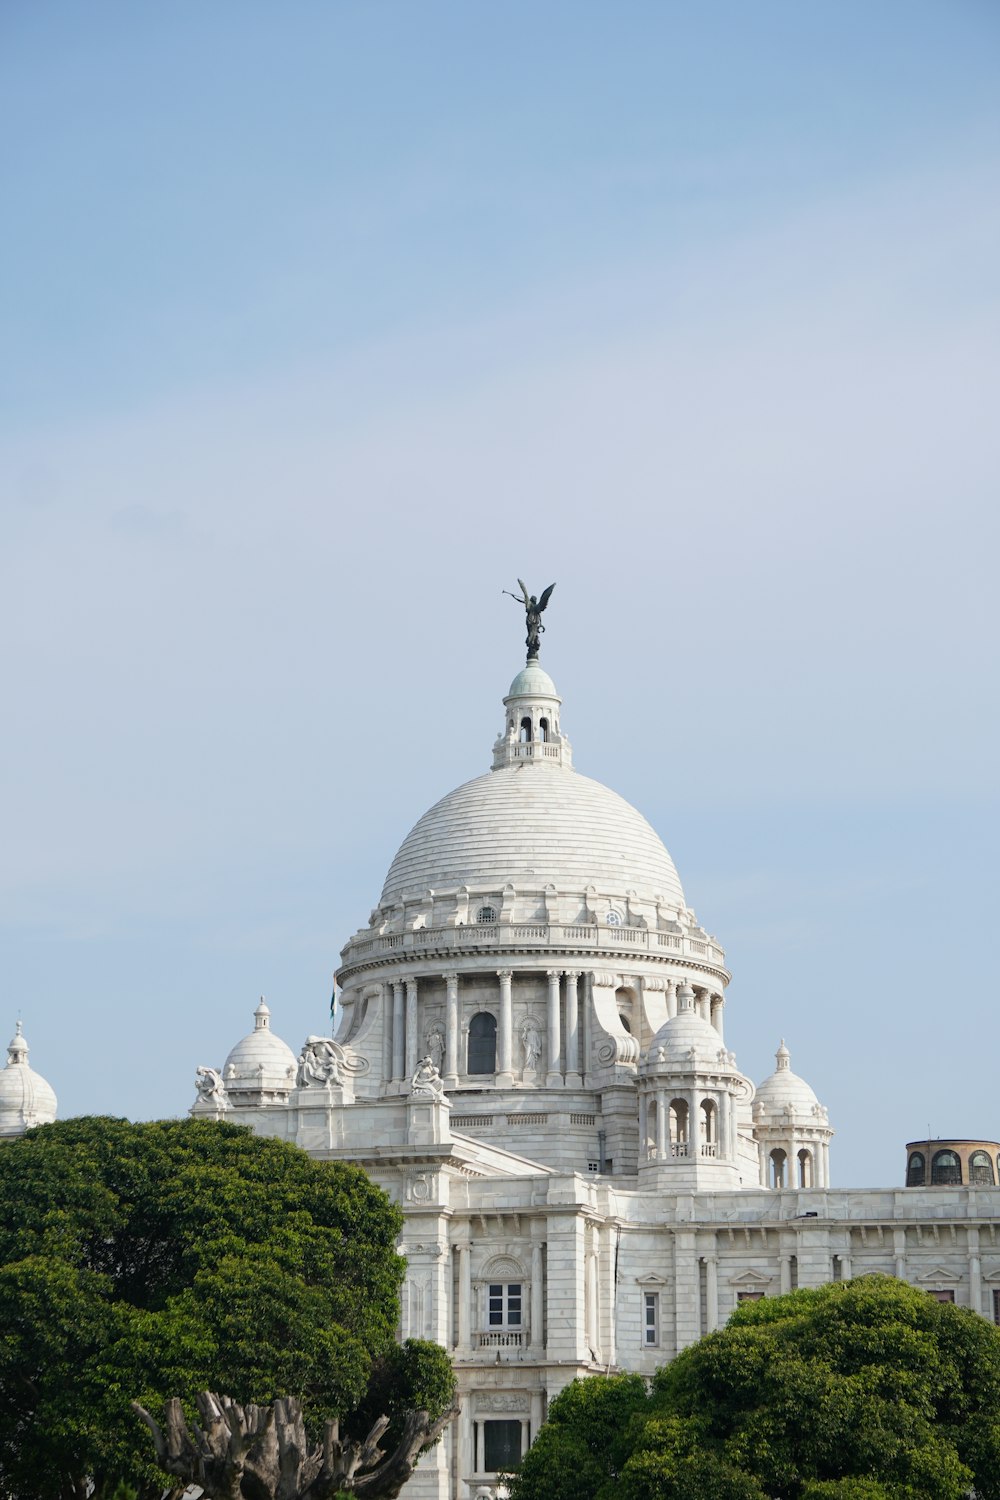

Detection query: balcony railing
(342, 920), (726, 970)
(477, 1331), (524, 1348)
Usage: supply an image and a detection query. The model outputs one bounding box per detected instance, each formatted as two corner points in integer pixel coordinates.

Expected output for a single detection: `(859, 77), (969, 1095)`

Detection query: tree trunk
(133, 1391), (459, 1500)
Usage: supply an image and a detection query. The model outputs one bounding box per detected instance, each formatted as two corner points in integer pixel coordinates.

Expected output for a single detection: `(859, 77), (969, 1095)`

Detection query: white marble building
(181, 653), (1000, 1499)
(9, 649), (997, 1499)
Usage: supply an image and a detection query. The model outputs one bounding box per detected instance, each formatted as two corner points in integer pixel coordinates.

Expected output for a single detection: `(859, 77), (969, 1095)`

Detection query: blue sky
(2, 3), (999, 1184)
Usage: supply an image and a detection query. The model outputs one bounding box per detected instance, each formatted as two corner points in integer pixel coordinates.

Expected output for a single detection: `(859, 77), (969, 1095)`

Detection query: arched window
(477, 905), (497, 924)
(970, 1150), (995, 1185)
(606, 910), (623, 927)
(669, 1098), (688, 1155)
(646, 1097), (657, 1156)
(906, 1151), (926, 1187)
(615, 985), (634, 1033)
(797, 1148), (813, 1188)
(519, 717), (532, 744)
(538, 717), (548, 742)
(931, 1149), (962, 1185)
(467, 1012), (497, 1075)
(701, 1099), (717, 1148)
(769, 1148), (787, 1189)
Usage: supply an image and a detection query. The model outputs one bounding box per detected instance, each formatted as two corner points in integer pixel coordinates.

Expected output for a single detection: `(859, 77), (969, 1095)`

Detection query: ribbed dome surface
(224, 1002), (297, 1091)
(380, 763), (685, 906)
(648, 1009), (729, 1069)
(755, 1044), (820, 1113)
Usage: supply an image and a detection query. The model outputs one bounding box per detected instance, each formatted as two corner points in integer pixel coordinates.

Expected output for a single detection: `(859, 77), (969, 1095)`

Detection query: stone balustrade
(341, 920), (727, 975)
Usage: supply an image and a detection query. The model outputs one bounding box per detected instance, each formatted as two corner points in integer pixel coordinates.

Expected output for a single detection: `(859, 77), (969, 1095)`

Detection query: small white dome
(647, 985), (732, 1071)
(0, 1023), (57, 1135)
(223, 999), (297, 1092)
(754, 1040), (821, 1116)
(506, 662), (559, 700)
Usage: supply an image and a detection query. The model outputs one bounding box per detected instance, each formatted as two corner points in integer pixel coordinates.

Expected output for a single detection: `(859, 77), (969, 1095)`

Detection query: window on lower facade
(993, 1289), (1000, 1326)
(483, 1419), (522, 1473)
(643, 1291), (659, 1346)
(737, 1291), (765, 1303)
(929, 1289), (955, 1304)
(488, 1282), (522, 1327)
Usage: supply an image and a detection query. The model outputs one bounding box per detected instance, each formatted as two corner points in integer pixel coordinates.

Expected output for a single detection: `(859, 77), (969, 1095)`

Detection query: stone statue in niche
(520, 1019), (542, 1071)
(194, 1066), (228, 1106)
(424, 1023), (445, 1072)
(297, 1035), (344, 1088)
(411, 1055), (445, 1098)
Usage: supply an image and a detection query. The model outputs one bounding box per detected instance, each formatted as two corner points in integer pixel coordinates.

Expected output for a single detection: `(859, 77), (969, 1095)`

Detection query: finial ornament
(504, 579), (556, 662)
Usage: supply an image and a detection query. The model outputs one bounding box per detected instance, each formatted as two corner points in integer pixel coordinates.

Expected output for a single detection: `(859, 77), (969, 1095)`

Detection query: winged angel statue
(505, 579), (556, 661)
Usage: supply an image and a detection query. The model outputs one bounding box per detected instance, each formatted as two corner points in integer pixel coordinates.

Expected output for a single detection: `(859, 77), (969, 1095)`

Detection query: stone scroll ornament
(132, 1390), (459, 1500)
(504, 579), (555, 662)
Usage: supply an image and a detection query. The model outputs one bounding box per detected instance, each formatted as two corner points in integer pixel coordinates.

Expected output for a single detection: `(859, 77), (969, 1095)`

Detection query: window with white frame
(488, 1281), (522, 1328)
(643, 1290), (659, 1346)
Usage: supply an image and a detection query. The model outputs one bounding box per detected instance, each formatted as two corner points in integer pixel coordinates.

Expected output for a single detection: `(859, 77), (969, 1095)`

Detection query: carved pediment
(913, 1265), (958, 1284)
(635, 1273), (668, 1287)
(728, 1268), (773, 1287)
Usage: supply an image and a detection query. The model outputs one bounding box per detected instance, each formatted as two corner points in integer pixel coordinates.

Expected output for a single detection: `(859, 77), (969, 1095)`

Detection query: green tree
(509, 1278), (1000, 1500)
(0, 1116), (455, 1500)
(506, 1372), (652, 1500)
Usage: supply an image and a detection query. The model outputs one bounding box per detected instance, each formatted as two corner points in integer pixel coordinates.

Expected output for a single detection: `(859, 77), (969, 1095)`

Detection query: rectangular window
(483, 1419), (522, 1473)
(929, 1289), (955, 1304)
(993, 1289), (1000, 1326)
(737, 1291), (765, 1303)
(488, 1282), (522, 1328)
(643, 1291), (659, 1346)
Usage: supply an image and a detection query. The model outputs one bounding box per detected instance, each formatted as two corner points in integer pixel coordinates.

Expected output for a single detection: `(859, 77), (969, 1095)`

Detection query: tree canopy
(509, 1277), (1000, 1500)
(0, 1116), (454, 1500)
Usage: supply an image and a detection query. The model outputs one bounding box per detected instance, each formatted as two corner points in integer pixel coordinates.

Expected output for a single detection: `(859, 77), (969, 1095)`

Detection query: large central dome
(380, 764), (684, 909)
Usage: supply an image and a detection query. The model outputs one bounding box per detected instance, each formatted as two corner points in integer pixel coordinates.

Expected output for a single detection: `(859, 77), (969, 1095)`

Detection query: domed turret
(0, 1021), (57, 1136)
(638, 982), (751, 1188)
(753, 1040), (833, 1189)
(222, 999), (297, 1105)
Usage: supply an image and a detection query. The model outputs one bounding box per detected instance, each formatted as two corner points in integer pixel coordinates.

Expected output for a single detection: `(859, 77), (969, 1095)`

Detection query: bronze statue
(505, 578), (555, 661)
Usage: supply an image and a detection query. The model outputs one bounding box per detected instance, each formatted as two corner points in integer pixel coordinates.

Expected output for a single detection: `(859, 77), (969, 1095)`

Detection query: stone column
(545, 969), (563, 1086)
(656, 1089), (668, 1157)
(840, 1251), (852, 1279)
(969, 1228), (982, 1316)
(405, 978), (419, 1079)
(666, 977), (677, 1018)
(638, 1090), (648, 1160)
(444, 972), (460, 1089)
(519, 1416), (530, 1461)
(821, 1140), (831, 1188)
(711, 994), (724, 1039)
(379, 984), (392, 1085)
(697, 987), (711, 1022)
(564, 970), (582, 1086)
(530, 1390), (544, 1446)
(531, 1240), (545, 1351)
(894, 1228), (906, 1281)
(392, 981), (405, 1082)
(704, 1254), (719, 1332)
(457, 1404), (473, 1496)
(605, 1223), (618, 1367)
(758, 1142), (768, 1187)
(689, 1088), (701, 1158)
(586, 1226), (599, 1359)
(457, 1242), (471, 1352)
(496, 969), (514, 1084)
(780, 1254), (793, 1294)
